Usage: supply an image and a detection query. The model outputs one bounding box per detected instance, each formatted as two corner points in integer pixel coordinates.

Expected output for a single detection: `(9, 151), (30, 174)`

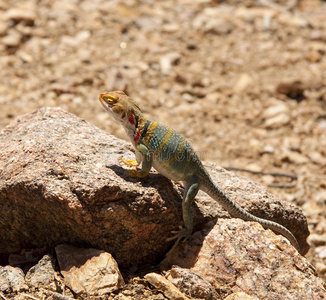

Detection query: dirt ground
(1, 0), (326, 282)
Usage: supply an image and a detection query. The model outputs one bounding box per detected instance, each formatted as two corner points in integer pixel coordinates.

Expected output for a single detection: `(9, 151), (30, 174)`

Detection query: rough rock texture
(0, 266), (28, 293)
(25, 254), (57, 290)
(161, 220), (326, 300)
(0, 107), (182, 267)
(0, 108), (309, 267)
(55, 244), (125, 296)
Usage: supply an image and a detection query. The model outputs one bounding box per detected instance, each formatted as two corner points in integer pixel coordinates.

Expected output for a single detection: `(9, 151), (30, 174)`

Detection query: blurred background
(1, 0), (325, 280)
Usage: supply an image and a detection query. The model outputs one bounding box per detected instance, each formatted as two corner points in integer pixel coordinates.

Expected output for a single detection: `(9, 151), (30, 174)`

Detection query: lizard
(98, 90), (301, 255)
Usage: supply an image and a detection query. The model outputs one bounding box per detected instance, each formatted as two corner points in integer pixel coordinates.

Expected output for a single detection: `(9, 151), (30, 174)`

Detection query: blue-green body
(99, 90), (302, 255)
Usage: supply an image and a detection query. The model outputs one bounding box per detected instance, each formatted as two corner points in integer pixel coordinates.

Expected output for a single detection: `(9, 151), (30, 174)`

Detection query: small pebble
(2, 30), (22, 47)
(5, 8), (37, 26)
(315, 246), (326, 259)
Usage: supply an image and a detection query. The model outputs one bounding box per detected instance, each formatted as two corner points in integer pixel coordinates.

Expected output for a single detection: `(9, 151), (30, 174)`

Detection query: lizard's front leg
(166, 177), (200, 255)
(128, 144), (153, 178)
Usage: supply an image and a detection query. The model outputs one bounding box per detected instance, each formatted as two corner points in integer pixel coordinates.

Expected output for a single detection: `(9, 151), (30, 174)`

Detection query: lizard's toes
(166, 227), (190, 241)
(166, 235), (178, 242)
(166, 228), (192, 256)
(119, 158), (139, 167)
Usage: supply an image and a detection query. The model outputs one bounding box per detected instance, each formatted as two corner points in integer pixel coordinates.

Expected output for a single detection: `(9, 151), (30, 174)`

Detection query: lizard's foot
(119, 158), (139, 167)
(118, 158), (147, 178)
(166, 226), (183, 241)
(166, 227), (192, 256)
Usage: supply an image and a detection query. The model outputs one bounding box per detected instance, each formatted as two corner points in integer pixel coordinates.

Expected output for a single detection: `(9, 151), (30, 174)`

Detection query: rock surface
(0, 107), (310, 268)
(25, 254), (57, 290)
(0, 266), (28, 293)
(0, 107), (185, 267)
(161, 220), (326, 300)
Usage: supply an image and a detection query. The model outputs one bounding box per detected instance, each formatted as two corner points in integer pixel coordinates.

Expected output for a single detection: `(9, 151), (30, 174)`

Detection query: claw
(119, 158), (139, 167)
(166, 226), (183, 241)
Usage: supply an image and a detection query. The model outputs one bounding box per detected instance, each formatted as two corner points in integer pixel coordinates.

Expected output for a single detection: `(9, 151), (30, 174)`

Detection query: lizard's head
(99, 90), (142, 130)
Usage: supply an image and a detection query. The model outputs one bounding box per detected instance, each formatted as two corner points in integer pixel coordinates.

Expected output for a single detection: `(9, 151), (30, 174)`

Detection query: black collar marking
(140, 120), (150, 140)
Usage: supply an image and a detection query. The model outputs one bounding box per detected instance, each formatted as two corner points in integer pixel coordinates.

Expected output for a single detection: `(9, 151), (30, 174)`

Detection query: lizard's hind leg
(166, 177), (200, 255)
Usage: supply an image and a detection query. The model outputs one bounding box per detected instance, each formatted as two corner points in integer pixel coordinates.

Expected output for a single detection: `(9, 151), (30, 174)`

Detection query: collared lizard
(99, 90), (301, 255)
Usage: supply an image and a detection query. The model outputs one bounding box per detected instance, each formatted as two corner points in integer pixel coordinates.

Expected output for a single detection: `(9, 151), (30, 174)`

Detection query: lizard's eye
(106, 94), (119, 102)
(99, 92), (119, 106)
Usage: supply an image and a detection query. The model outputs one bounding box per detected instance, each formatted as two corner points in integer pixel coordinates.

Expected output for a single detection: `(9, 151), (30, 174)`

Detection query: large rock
(161, 220), (326, 300)
(0, 107), (309, 267)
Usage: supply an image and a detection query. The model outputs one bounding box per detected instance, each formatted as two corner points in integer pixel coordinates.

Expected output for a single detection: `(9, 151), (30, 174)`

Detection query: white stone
(263, 104), (289, 118)
(233, 73), (253, 93)
(264, 113), (290, 128)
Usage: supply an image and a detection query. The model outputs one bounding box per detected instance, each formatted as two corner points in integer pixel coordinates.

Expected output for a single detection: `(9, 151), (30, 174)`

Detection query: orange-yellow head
(99, 90), (143, 131)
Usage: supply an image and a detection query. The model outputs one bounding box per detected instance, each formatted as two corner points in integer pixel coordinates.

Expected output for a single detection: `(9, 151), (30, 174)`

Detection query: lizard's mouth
(99, 97), (111, 114)
(99, 93), (112, 106)
(99, 92), (117, 113)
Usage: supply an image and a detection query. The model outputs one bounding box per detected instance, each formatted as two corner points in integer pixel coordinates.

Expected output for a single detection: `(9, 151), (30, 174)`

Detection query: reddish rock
(161, 220), (326, 300)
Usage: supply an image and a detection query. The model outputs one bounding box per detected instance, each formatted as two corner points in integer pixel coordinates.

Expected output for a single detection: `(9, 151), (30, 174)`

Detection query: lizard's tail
(202, 179), (302, 254)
